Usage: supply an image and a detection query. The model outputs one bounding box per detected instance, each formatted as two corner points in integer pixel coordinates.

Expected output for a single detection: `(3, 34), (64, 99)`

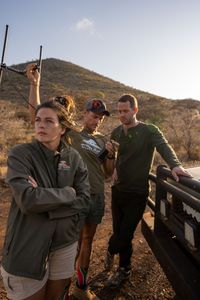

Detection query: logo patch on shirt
(81, 138), (102, 155)
(58, 161), (70, 170)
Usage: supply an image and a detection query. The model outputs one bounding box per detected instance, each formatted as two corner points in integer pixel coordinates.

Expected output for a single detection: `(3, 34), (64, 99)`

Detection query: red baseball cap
(85, 99), (110, 116)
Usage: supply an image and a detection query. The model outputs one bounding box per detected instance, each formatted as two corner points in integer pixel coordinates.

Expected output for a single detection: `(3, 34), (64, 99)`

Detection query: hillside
(1, 58), (200, 122)
(0, 59), (200, 300)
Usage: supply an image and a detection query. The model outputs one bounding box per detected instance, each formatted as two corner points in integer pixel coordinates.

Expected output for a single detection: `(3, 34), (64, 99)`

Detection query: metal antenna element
(37, 45), (43, 73)
(0, 24), (9, 84)
(0, 25), (43, 85)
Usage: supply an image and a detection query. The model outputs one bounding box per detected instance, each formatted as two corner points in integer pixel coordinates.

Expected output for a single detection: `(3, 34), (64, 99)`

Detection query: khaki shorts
(86, 193), (105, 224)
(1, 241), (77, 300)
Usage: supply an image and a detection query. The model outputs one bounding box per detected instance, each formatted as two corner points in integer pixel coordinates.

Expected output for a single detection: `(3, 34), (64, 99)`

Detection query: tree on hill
(166, 108), (200, 161)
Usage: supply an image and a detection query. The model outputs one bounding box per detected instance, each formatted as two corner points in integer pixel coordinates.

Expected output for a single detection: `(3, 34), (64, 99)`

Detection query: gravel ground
(0, 181), (177, 300)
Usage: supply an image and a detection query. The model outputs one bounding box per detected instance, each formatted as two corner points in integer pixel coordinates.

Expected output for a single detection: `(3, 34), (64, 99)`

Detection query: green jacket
(2, 140), (90, 280)
(111, 123), (181, 193)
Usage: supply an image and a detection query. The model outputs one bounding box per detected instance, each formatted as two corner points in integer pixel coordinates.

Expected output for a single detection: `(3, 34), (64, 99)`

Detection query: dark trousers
(108, 186), (148, 268)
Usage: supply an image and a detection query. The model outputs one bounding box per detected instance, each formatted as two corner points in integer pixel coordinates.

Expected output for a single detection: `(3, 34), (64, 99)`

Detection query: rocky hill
(0, 58), (199, 122)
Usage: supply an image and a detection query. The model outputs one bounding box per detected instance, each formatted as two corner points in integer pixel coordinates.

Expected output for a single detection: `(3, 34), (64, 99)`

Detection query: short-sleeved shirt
(68, 129), (107, 194)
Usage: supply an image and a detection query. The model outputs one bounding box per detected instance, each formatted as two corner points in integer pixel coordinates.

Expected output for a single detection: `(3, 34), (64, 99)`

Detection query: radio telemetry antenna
(0, 24), (42, 85)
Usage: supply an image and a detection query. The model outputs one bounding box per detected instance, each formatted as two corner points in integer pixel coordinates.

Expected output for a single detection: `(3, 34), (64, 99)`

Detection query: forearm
(103, 139), (118, 177)
(150, 124), (181, 169)
(10, 184), (76, 214)
(157, 143), (181, 169)
(49, 172), (91, 220)
(48, 191), (91, 219)
(7, 153), (76, 214)
(102, 157), (115, 178)
(26, 63), (41, 124)
(29, 84), (40, 124)
(48, 155), (91, 219)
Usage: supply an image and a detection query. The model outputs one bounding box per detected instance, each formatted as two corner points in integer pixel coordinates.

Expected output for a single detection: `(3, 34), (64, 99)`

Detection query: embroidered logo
(58, 161), (70, 170)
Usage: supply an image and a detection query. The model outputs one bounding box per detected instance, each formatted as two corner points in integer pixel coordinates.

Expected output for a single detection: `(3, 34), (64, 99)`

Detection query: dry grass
(0, 100), (33, 176)
(0, 99), (199, 180)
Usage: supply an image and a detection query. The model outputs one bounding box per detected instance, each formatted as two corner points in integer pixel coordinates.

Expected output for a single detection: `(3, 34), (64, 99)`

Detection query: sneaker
(106, 267), (131, 288)
(104, 251), (114, 271)
(72, 285), (100, 300)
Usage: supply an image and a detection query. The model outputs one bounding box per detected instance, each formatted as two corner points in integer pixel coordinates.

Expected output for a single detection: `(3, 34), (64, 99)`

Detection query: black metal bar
(0, 25), (40, 80)
(160, 179), (200, 212)
(155, 165), (168, 213)
(141, 214), (200, 300)
(1, 63), (26, 75)
(143, 166), (200, 299)
(37, 45), (42, 73)
(149, 172), (157, 183)
(146, 197), (155, 211)
(0, 24), (9, 84)
(158, 165), (200, 192)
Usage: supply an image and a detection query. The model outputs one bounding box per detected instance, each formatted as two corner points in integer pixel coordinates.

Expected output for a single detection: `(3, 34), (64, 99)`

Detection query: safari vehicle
(142, 165), (200, 300)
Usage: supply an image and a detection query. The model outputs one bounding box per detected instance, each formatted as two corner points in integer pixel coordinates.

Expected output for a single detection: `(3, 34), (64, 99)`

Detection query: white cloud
(75, 18), (94, 34)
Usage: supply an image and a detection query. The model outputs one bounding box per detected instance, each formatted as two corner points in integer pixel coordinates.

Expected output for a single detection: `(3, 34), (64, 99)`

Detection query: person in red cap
(26, 64), (118, 300)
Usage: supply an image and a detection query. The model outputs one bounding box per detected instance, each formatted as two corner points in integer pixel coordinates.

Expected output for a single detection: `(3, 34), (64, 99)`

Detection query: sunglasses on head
(54, 96), (68, 108)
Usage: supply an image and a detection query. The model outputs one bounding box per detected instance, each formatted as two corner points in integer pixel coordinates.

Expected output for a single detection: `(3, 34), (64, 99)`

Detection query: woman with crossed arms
(1, 99), (90, 300)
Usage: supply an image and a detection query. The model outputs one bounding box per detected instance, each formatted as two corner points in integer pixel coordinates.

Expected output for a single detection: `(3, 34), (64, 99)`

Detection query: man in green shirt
(104, 94), (191, 288)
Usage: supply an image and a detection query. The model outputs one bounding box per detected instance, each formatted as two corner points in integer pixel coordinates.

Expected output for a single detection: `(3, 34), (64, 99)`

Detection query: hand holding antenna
(26, 63), (41, 86)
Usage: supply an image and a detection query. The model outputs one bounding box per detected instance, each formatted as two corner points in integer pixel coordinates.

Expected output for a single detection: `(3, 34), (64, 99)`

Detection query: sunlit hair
(35, 99), (76, 143)
(52, 95), (76, 117)
(118, 94), (138, 109)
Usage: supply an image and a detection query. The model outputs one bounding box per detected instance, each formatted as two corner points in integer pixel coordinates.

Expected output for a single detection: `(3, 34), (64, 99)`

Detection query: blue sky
(1, 0), (200, 100)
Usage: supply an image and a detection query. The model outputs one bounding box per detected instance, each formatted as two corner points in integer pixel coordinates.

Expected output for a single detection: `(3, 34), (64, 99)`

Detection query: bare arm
(102, 140), (119, 178)
(26, 64), (41, 124)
